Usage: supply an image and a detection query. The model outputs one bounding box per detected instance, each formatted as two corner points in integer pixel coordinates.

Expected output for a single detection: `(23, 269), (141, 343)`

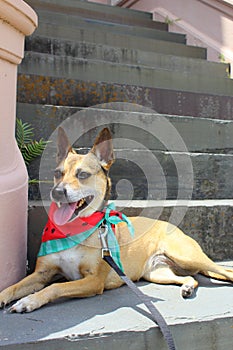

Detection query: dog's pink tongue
(53, 202), (77, 226)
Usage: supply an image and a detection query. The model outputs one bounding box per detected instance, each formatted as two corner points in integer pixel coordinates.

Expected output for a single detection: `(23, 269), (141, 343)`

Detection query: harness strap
(103, 254), (176, 350)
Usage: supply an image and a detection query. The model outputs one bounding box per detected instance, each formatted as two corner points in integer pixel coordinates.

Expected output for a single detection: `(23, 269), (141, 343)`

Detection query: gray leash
(99, 225), (176, 350)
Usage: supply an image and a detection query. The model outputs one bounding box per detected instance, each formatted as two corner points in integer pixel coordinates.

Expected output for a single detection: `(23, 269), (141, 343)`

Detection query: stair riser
(27, 143), (233, 201)
(17, 74), (233, 119)
(27, 202), (233, 272)
(17, 103), (233, 153)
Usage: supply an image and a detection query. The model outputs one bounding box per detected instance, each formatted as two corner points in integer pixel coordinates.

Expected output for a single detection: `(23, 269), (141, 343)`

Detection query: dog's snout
(51, 186), (67, 201)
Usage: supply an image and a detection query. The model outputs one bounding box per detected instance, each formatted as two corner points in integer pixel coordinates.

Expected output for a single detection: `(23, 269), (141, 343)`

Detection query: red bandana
(41, 202), (123, 243)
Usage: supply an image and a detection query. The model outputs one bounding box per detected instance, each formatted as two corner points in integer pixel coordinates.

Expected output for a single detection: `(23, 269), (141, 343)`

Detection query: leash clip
(98, 224), (112, 258)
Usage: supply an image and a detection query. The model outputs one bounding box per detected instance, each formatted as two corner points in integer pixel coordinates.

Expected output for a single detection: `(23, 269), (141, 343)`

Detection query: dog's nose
(51, 186), (67, 201)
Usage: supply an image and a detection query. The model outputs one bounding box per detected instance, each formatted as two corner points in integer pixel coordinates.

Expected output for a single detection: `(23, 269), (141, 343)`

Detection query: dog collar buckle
(98, 224), (112, 258)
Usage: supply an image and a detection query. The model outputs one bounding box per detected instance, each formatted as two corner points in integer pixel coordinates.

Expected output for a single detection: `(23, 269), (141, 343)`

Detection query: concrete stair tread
(33, 22), (207, 60)
(19, 53), (233, 96)
(33, 19), (186, 45)
(1, 261), (233, 349)
(34, 9), (183, 43)
(114, 199), (233, 207)
(24, 37), (230, 78)
(35, 7), (168, 32)
(27, 0), (153, 20)
(26, 0), (165, 30)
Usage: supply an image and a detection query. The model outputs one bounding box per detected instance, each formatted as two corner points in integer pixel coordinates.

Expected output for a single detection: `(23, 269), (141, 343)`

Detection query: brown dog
(0, 127), (232, 313)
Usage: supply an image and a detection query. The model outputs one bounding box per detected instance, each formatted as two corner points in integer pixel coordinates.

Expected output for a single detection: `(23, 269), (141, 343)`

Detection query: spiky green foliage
(16, 118), (48, 165)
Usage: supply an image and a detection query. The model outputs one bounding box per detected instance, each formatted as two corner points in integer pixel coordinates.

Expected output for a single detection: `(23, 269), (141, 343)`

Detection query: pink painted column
(0, 0), (37, 290)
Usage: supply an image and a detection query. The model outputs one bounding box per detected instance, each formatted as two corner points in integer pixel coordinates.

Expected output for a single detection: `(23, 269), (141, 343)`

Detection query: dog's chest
(52, 247), (84, 280)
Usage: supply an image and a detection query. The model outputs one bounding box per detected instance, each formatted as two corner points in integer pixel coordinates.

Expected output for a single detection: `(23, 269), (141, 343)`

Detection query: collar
(38, 203), (134, 271)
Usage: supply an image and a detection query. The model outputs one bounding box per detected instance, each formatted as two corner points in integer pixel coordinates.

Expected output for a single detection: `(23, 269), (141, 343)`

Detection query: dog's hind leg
(143, 264), (198, 298)
(173, 253), (233, 284)
(200, 267), (233, 282)
(161, 229), (233, 284)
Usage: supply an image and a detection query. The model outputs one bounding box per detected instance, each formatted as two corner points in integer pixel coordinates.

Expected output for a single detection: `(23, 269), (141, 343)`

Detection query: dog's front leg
(0, 261), (59, 309)
(0, 273), (48, 309)
(9, 275), (106, 313)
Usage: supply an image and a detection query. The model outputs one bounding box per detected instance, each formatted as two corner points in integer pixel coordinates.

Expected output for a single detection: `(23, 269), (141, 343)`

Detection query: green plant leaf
(16, 118), (49, 166)
(28, 178), (40, 184)
(22, 139), (48, 165)
(16, 118), (34, 150)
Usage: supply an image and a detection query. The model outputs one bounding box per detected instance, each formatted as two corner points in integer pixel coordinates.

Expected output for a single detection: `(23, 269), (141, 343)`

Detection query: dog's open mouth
(53, 195), (94, 225)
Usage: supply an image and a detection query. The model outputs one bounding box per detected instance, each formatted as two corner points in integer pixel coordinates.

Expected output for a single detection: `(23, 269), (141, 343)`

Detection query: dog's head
(50, 127), (114, 225)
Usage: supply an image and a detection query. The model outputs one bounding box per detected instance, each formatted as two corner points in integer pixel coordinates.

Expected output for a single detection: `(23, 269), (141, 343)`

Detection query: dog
(0, 127), (232, 313)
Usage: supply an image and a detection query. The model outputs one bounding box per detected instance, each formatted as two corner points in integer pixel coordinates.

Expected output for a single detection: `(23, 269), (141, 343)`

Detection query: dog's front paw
(0, 289), (14, 309)
(8, 295), (40, 313)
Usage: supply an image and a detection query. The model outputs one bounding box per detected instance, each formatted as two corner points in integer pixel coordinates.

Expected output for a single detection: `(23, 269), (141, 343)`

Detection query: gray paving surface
(0, 262), (232, 349)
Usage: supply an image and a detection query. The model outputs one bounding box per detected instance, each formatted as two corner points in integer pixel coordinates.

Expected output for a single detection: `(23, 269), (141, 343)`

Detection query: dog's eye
(77, 171), (91, 180)
(54, 169), (63, 179)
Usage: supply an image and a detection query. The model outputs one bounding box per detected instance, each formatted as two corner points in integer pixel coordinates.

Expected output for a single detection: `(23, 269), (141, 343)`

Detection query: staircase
(0, 1), (230, 349)
(18, 0), (233, 261)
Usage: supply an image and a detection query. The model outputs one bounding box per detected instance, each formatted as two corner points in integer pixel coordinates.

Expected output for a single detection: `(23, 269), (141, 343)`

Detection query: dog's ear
(91, 128), (114, 171)
(56, 127), (73, 164)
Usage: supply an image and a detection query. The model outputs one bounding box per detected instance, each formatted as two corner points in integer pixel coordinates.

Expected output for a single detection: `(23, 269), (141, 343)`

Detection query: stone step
(17, 74), (233, 119)
(26, 0), (153, 21)
(30, 144), (233, 201)
(35, 6), (165, 30)
(16, 103), (233, 154)
(25, 37), (230, 78)
(1, 264), (233, 350)
(34, 22), (207, 60)
(18, 54), (233, 96)
(20, 103), (232, 200)
(34, 9), (179, 43)
(27, 0), (165, 29)
(27, 200), (233, 271)
(21, 104), (233, 201)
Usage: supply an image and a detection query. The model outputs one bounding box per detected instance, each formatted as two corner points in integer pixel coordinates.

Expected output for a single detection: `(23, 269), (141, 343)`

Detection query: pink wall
(0, 0), (37, 290)
(90, 0), (233, 71)
(88, 0), (109, 3)
(118, 0), (233, 69)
